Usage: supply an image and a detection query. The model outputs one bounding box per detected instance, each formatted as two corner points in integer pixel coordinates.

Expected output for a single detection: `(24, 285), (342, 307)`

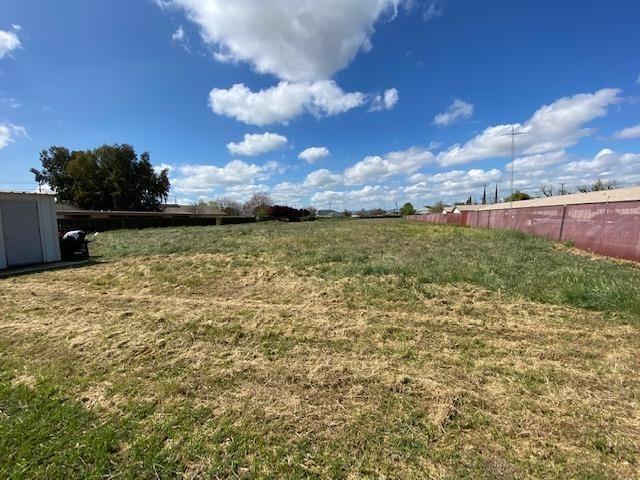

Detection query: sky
(1, 0), (639, 210)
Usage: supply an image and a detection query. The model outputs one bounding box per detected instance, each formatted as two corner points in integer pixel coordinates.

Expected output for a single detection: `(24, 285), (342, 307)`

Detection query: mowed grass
(1, 219), (639, 479)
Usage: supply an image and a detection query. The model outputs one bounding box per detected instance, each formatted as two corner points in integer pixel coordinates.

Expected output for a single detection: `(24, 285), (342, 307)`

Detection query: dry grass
(1, 221), (639, 478)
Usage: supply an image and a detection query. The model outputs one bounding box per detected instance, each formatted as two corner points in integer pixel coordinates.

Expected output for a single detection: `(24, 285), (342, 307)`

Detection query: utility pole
(501, 126), (528, 201)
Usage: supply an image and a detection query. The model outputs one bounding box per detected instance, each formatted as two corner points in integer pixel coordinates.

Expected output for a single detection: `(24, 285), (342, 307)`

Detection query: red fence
(407, 202), (640, 262)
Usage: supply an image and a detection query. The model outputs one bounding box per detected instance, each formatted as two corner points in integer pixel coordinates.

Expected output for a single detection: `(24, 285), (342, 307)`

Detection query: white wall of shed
(0, 193), (61, 268)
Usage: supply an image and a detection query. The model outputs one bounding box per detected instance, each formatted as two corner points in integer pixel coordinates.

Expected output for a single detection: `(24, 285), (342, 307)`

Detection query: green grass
(93, 219), (640, 316)
(1, 219), (639, 479)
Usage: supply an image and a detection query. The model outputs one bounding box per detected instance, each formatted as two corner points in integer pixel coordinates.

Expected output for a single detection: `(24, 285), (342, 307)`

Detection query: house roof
(452, 204), (481, 212)
(478, 185), (640, 211)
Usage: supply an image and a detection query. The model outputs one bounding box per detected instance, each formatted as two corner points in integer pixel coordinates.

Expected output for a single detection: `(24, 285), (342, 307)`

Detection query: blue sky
(1, 0), (639, 209)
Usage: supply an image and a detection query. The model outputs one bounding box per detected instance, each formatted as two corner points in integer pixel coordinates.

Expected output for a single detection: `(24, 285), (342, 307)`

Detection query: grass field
(1, 219), (639, 479)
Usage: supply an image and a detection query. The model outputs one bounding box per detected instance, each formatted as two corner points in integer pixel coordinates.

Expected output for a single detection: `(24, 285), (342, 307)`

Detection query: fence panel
(529, 206), (565, 240)
(560, 204), (608, 253)
(595, 201), (640, 261)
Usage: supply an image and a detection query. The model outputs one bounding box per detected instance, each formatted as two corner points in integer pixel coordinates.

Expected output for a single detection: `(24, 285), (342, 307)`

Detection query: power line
(500, 126), (528, 202)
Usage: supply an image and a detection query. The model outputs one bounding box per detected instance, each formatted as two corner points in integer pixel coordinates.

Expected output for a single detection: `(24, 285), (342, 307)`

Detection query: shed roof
(0, 190), (55, 197)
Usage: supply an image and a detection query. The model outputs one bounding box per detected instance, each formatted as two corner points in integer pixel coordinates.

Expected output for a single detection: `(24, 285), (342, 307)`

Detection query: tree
(31, 144), (169, 211)
(242, 192), (274, 216)
(399, 202), (416, 216)
(540, 184), (554, 197)
(504, 191), (532, 202)
(209, 197), (243, 216)
(482, 185), (487, 205)
(578, 179), (617, 193)
(427, 201), (447, 214)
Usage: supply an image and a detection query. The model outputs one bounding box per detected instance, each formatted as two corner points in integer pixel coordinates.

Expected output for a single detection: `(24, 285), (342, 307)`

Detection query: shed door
(1, 201), (43, 267)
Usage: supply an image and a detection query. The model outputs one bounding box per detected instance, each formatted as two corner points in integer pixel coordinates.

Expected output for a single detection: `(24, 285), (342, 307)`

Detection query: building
(451, 204), (482, 214)
(0, 192), (61, 269)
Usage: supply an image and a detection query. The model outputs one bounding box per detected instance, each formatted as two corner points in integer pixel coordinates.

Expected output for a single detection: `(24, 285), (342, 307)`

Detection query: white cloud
(437, 88), (622, 166)
(614, 124), (640, 140)
(560, 148), (640, 174)
(311, 184), (399, 209)
(422, 0), (444, 20)
(344, 146), (434, 183)
(171, 159), (279, 193)
(304, 168), (343, 188)
(1, 97), (21, 109)
(272, 181), (309, 207)
(11, 24), (21, 32)
(0, 29), (21, 59)
(504, 150), (568, 173)
(158, 0), (402, 82)
(433, 99), (474, 126)
(384, 88), (399, 109)
(227, 132), (288, 156)
(404, 168), (502, 197)
(371, 87), (399, 111)
(300, 145), (434, 189)
(172, 26), (185, 42)
(209, 80), (366, 126)
(222, 183), (272, 201)
(299, 146), (330, 164)
(637, 73), (640, 85)
(0, 122), (27, 150)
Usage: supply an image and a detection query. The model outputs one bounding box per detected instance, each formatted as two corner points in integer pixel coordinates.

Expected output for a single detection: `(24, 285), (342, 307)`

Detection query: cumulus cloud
(560, 149), (640, 174)
(226, 132), (288, 156)
(0, 28), (21, 59)
(504, 150), (568, 173)
(304, 168), (344, 188)
(172, 26), (185, 42)
(404, 168), (502, 197)
(271, 182), (309, 207)
(299, 146), (330, 164)
(171, 159), (280, 193)
(0, 122), (27, 150)
(209, 81), (366, 126)
(433, 99), (474, 126)
(371, 87), (399, 111)
(157, 0), (402, 82)
(344, 146), (434, 183)
(300, 145), (434, 189)
(437, 88), (622, 166)
(614, 124), (640, 140)
(311, 185), (399, 209)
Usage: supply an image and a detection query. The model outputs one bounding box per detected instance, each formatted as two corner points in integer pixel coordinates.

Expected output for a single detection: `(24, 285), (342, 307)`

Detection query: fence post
(558, 205), (567, 242)
(596, 202), (609, 255)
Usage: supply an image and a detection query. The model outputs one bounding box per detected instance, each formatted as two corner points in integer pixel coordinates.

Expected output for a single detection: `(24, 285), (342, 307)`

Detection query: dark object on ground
(60, 230), (89, 260)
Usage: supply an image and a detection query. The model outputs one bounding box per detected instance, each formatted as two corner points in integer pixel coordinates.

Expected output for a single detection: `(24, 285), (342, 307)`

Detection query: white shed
(0, 192), (61, 269)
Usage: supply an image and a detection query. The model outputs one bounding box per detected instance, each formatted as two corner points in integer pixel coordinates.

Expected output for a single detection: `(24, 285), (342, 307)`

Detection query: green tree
(504, 191), (532, 202)
(399, 202), (416, 216)
(31, 144), (170, 211)
(427, 201), (447, 214)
